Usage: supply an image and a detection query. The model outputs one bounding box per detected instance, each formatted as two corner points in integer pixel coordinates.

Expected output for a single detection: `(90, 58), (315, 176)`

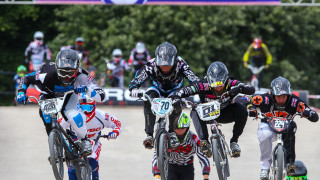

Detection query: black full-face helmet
(206, 61), (229, 88)
(55, 49), (80, 87)
(154, 42), (178, 80)
(270, 76), (292, 111)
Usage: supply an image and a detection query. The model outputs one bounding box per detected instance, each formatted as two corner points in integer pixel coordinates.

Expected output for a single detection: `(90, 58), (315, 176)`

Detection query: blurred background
(1, 6), (320, 106)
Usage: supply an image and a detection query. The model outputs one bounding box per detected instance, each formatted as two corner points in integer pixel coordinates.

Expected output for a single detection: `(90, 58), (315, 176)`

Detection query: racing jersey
(129, 57), (200, 94)
(250, 93), (318, 122)
(109, 58), (129, 79)
(152, 130), (210, 175)
(25, 41), (51, 63)
(17, 62), (107, 103)
(13, 74), (22, 90)
(172, 77), (255, 109)
(60, 109), (121, 140)
(243, 43), (272, 66)
(127, 48), (151, 69)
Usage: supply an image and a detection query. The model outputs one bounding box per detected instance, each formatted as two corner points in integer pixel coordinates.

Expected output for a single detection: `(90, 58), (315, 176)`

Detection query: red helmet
(253, 38), (262, 49)
(79, 96), (96, 119)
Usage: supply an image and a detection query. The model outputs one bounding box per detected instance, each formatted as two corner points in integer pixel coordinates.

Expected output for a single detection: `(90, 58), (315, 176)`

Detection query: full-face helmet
(55, 49), (80, 87)
(206, 61), (229, 88)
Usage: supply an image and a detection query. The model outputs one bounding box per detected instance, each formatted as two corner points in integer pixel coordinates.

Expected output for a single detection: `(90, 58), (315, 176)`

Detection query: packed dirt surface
(0, 106), (319, 180)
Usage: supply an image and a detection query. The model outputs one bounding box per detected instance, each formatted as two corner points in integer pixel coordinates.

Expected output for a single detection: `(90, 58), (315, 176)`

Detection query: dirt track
(0, 106), (319, 180)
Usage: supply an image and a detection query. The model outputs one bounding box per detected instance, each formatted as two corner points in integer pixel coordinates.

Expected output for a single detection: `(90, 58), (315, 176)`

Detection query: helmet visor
(207, 71), (228, 87)
(272, 82), (291, 95)
(57, 69), (77, 78)
(156, 55), (175, 66)
(80, 104), (95, 113)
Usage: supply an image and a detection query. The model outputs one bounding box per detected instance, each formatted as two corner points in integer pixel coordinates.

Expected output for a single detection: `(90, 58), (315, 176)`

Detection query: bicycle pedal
(231, 152), (240, 158)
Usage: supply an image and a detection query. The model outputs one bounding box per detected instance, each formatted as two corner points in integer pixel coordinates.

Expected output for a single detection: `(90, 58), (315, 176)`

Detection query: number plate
(196, 101), (221, 121)
(39, 99), (58, 114)
(268, 117), (290, 133)
(151, 98), (173, 117)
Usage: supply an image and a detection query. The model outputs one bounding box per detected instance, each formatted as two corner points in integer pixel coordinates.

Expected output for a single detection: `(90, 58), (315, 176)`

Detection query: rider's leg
(39, 108), (52, 136)
(282, 121), (297, 165)
(218, 103), (247, 143)
(190, 109), (209, 142)
(167, 164), (180, 180)
(89, 140), (102, 180)
(257, 122), (275, 170)
(67, 163), (77, 180)
(258, 69), (264, 88)
(62, 93), (87, 139)
(144, 88), (160, 137)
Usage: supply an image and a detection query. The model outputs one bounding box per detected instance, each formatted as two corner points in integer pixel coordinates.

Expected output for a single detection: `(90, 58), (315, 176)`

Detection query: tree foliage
(1, 5), (320, 106)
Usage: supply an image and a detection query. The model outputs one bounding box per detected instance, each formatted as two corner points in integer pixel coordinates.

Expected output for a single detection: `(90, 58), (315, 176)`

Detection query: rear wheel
(158, 133), (169, 180)
(48, 129), (64, 180)
(274, 146), (284, 180)
(212, 137), (228, 180)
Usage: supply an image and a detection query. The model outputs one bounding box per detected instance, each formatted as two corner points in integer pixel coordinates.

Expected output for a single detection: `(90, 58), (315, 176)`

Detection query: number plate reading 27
(39, 99), (58, 114)
(151, 98), (173, 117)
(196, 101), (221, 121)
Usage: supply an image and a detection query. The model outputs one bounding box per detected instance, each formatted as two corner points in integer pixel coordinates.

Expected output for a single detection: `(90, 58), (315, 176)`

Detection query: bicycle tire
(48, 129), (64, 180)
(212, 137), (228, 180)
(274, 145), (284, 180)
(74, 157), (92, 180)
(158, 133), (169, 180)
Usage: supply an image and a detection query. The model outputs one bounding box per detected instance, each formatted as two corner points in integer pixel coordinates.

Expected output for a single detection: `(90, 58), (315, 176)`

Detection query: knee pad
(89, 158), (99, 180)
(258, 123), (274, 142)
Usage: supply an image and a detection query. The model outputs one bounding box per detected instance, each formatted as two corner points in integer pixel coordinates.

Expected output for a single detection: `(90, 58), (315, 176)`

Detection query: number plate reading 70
(152, 99), (172, 115)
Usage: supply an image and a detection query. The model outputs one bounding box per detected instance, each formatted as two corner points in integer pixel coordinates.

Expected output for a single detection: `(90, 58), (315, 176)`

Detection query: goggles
(57, 69), (77, 78)
(210, 81), (224, 88)
(36, 37), (43, 41)
(114, 55), (122, 58)
(80, 104), (95, 113)
(76, 41), (84, 46)
(286, 176), (307, 180)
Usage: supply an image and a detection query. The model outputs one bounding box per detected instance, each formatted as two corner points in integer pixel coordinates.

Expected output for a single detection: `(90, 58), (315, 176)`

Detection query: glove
(248, 105), (257, 117)
(16, 92), (26, 103)
(108, 131), (118, 140)
(130, 88), (141, 98)
(75, 85), (87, 94)
(229, 86), (241, 96)
(172, 99), (182, 108)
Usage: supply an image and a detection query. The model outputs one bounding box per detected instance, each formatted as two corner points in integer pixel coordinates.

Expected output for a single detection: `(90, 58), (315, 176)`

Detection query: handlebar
(255, 112), (301, 121)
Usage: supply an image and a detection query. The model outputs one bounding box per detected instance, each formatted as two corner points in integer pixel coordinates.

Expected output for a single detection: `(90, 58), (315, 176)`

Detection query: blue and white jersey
(18, 62), (107, 103)
(129, 57), (199, 94)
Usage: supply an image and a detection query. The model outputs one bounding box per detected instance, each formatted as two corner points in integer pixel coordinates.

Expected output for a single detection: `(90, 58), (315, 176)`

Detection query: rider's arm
(80, 68), (108, 103)
(45, 44), (52, 61)
(97, 109), (122, 136)
(24, 42), (32, 64)
(261, 43), (272, 66)
(127, 50), (134, 66)
(171, 80), (207, 99)
(228, 79), (255, 96)
(180, 58), (200, 84)
(192, 132), (210, 176)
(128, 62), (152, 91)
(17, 71), (39, 93)
(293, 97), (319, 122)
(243, 44), (253, 65)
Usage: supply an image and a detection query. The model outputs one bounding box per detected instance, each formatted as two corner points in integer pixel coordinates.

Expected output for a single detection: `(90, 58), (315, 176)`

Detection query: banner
(36, 0), (280, 5)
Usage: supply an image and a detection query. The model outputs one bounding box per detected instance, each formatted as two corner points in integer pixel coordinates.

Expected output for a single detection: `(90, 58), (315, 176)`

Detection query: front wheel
(212, 137), (229, 180)
(48, 129), (64, 180)
(74, 156), (92, 180)
(158, 133), (169, 180)
(273, 145), (284, 180)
